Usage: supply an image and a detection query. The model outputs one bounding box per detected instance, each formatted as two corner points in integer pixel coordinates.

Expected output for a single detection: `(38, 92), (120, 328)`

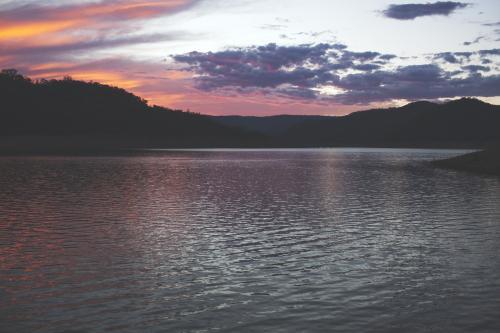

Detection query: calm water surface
(1, 149), (500, 332)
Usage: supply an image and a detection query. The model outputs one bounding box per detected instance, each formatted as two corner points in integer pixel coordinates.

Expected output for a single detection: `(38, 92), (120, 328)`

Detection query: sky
(0, 0), (499, 115)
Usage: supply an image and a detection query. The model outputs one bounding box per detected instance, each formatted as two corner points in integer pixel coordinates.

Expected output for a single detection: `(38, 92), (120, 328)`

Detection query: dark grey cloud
(435, 52), (460, 63)
(463, 36), (484, 46)
(483, 21), (500, 27)
(478, 49), (500, 56)
(341, 51), (381, 61)
(454, 51), (474, 59)
(173, 43), (500, 105)
(175, 43), (333, 72)
(383, 2), (469, 20)
(173, 44), (338, 94)
(173, 43), (398, 99)
(379, 54), (397, 60)
(434, 49), (500, 64)
(332, 64), (500, 104)
(353, 64), (381, 71)
(462, 65), (490, 72)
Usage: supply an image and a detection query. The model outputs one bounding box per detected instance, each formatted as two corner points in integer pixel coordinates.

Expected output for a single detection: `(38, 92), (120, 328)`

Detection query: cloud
(1, 33), (180, 59)
(478, 49), (500, 56)
(482, 21), (500, 41)
(259, 24), (287, 30)
(463, 36), (484, 46)
(433, 51), (475, 63)
(172, 43), (397, 100)
(434, 49), (500, 64)
(383, 2), (469, 20)
(333, 65), (500, 104)
(353, 64), (381, 71)
(483, 21), (500, 27)
(435, 52), (460, 63)
(379, 54), (397, 60)
(173, 43), (500, 105)
(462, 65), (490, 72)
(0, 0), (200, 73)
(0, 1), (199, 27)
(0, 1), (199, 50)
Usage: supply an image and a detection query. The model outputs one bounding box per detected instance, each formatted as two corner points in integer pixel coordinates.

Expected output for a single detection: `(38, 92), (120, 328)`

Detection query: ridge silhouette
(1, 69), (499, 151)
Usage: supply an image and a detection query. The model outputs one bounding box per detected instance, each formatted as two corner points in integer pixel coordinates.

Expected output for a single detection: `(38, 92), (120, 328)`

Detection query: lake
(1, 148), (500, 332)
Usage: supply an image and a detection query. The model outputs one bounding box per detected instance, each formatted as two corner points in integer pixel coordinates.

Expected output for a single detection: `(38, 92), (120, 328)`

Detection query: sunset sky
(1, 0), (499, 115)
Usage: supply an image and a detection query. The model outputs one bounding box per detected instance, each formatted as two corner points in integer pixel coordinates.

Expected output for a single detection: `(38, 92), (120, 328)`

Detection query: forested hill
(276, 98), (500, 148)
(0, 69), (264, 149)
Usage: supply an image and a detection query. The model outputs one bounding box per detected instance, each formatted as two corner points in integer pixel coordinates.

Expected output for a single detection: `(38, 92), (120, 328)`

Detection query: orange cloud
(0, 0), (197, 48)
(0, 20), (79, 41)
(147, 93), (187, 107)
(69, 71), (143, 90)
(28, 68), (142, 91)
(74, 0), (193, 20)
(0, 1), (196, 30)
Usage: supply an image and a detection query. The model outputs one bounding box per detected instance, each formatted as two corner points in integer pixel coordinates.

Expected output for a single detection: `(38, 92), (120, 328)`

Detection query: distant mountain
(0, 69), (265, 151)
(212, 99), (500, 148)
(277, 98), (500, 148)
(213, 115), (328, 136)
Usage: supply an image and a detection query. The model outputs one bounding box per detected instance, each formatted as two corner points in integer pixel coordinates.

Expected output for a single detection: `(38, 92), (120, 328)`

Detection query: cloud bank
(173, 43), (500, 105)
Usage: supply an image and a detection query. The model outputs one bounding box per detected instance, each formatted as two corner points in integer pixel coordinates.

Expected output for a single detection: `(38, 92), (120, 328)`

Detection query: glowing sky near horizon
(0, 0), (499, 115)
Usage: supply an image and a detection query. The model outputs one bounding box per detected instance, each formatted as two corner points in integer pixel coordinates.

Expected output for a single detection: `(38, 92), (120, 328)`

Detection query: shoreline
(0, 136), (485, 156)
(0, 145), (477, 157)
(432, 148), (500, 176)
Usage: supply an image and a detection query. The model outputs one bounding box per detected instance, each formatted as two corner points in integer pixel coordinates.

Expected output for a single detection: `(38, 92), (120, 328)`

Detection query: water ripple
(1, 149), (500, 332)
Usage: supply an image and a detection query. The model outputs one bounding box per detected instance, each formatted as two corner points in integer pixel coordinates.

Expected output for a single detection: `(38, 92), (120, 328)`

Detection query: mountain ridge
(277, 97), (500, 147)
(1, 69), (499, 151)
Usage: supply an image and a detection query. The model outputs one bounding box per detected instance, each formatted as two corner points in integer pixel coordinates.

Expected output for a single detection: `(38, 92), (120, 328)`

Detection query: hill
(0, 69), (266, 152)
(277, 98), (500, 148)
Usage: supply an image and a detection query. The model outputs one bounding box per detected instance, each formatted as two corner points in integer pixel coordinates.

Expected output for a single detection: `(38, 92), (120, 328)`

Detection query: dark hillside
(0, 69), (266, 150)
(280, 98), (500, 147)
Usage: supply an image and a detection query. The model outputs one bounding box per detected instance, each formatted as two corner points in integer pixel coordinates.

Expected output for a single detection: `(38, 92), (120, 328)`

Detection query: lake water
(1, 149), (500, 333)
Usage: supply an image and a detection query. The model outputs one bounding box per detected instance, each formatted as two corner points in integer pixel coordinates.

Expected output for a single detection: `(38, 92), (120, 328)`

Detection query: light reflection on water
(1, 149), (500, 332)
